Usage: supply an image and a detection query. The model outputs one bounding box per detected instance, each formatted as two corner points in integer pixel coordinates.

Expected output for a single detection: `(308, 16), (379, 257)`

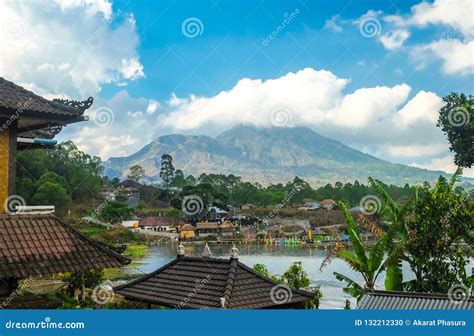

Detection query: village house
(196, 221), (219, 238)
(320, 199), (337, 210)
(121, 219), (139, 228)
(138, 216), (184, 232)
(0, 78), (130, 305)
(218, 220), (235, 239)
(115, 245), (314, 309)
(179, 224), (196, 239)
(208, 206), (229, 222)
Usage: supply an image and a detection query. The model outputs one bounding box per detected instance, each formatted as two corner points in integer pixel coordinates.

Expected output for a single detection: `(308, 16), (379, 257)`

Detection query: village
(105, 180), (362, 246)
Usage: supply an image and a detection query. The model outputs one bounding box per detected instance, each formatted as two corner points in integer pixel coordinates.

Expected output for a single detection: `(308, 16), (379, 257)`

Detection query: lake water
(119, 243), (387, 309)
(118, 243), (473, 309)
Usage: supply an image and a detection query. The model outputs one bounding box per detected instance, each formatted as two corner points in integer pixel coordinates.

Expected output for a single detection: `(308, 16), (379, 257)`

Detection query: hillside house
(209, 206), (229, 222)
(241, 203), (255, 210)
(320, 199), (336, 210)
(298, 201), (321, 211)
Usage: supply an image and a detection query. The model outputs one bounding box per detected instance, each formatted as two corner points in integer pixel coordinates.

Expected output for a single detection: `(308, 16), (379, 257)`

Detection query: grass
(123, 245), (148, 259)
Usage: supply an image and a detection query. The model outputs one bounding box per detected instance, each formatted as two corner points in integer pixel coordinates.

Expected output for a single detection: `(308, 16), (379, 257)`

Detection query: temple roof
(0, 215), (130, 279)
(115, 256), (314, 309)
(0, 77), (92, 137)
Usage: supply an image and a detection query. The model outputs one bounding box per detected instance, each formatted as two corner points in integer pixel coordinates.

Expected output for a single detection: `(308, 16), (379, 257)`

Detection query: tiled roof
(0, 215), (130, 278)
(138, 216), (184, 227)
(115, 256), (314, 309)
(196, 222), (219, 229)
(179, 224), (195, 231)
(0, 77), (92, 117)
(358, 290), (474, 310)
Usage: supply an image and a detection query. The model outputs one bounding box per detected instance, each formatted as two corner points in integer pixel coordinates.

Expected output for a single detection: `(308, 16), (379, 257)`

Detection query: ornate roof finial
(202, 243), (212, 257)
(230, 244), (239, 259)
(177, 243), (185, 258)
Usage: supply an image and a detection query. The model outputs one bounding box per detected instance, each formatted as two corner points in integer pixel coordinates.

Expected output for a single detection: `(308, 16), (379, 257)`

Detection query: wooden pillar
(0, 120), (17, 213)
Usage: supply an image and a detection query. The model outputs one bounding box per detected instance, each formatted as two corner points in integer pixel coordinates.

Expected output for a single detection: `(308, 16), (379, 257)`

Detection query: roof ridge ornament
(230, 244), (239, 259)
(177, 243), (185, 258)
(52, 97), (93, 112)
(202, 243), (212, 257)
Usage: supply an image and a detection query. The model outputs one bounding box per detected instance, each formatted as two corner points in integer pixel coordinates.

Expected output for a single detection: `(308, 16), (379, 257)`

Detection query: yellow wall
(0, 129), (9, 213)
(180, 230), (195, 239)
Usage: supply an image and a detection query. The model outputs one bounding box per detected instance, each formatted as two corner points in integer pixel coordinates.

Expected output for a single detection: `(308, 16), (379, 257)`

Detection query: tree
(126, 165), (145, 183)
(99, 201), (132, 224)
(159, 154), (175, 189)
(31, 182), (72, 215)
(403, 169), (473, 293)
(323, 202), (387, 301)
(281, 261), (310, 289)
(437, 93), (473, 168)
(171, 169), (186, 188)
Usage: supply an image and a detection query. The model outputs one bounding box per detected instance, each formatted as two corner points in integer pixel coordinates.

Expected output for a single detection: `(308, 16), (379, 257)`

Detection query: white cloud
(394, 91), (443, 127)
(387, 144), (447, 158)
(411, 155), (474, 178)
(371, 0), (474, 74)
(59, 90), (161, 160)
(412, 39), (474, 75)
(146, 100), (159, 114)
(161, 68), (410, 130)
(379, 29), (410, 50)
(0, 0), (144, 98)
(324, 15), (343, 32)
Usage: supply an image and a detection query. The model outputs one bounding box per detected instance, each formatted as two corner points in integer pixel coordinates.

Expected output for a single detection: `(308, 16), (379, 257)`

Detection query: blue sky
(1, 0), (472, 176)
(101, 0), (471, 100)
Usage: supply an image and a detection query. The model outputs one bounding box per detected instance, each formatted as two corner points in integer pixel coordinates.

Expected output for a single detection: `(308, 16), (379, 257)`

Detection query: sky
(0, 0), (472, 177)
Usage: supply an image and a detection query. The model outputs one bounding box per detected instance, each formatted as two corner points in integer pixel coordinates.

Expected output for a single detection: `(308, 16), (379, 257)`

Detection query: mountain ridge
(105, 125), (459, 186)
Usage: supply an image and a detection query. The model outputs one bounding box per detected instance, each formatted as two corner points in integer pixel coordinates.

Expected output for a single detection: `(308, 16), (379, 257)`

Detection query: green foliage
(92, 226), (141, 244)
(98, 201), (132, 224)
(31, 182), (71, 215)
(252, 263), (281, 283)
(403, 169), (473, 293)
(328, 202), (387, 301)
(159, 154), (175, 188)
(281, 261), (310, 289)
(16, 141), (103, 207)
(437, 93), (473, 168)
(126, 165), (145, 182)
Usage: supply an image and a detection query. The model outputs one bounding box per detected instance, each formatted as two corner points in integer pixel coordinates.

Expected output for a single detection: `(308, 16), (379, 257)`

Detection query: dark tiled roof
(0, 77), (92, 117)
(0, 215), (130, 278)
(358, 290), (474, 310)
(115, 256), (314, 309)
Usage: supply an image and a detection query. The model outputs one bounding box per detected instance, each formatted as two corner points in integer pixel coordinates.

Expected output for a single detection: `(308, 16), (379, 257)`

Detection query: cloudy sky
(1, 0), (472, 176)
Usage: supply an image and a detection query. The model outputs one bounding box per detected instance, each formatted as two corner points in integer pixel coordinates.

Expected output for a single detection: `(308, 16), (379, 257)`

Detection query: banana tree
(367, 177), (412, 291)
(330, 202), (387, 301)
